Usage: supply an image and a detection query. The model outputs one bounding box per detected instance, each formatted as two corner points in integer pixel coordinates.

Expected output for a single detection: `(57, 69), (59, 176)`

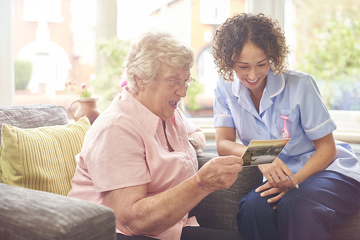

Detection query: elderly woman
(68, 29), (243, 240)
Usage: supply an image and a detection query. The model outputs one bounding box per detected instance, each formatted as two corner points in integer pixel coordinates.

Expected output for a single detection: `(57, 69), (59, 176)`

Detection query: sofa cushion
(330, 207), (360, 240)
(0, 183), (116, 240)
(0, 104), (69, 145)
(0, 117), (90, 195)
(0, 104), (70, 183)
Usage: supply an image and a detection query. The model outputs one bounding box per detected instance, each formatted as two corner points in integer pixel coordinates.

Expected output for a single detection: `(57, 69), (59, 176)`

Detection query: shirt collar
(116, 87), (165, 137)
(266, 70), (285, 98)
(231, 70), (285, 115)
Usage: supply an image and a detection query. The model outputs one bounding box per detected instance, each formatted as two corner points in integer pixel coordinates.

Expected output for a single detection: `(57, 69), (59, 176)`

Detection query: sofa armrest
(0, 183), (116, 240)
(190, 153), (263, 232)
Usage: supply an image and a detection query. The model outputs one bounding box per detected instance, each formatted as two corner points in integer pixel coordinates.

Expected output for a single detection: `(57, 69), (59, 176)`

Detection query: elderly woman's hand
(195, 155), (243, 193)
(104, 155), (243, 236)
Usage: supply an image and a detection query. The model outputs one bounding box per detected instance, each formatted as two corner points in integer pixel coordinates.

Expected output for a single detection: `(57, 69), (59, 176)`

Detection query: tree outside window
(290, 0), (360, 110)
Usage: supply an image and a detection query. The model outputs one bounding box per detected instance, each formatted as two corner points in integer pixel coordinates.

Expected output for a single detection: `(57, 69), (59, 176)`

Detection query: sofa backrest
(0, 104), (69, 146)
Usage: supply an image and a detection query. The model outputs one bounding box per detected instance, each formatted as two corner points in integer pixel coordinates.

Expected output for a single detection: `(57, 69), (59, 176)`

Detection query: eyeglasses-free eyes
(166, 77), (196, 88)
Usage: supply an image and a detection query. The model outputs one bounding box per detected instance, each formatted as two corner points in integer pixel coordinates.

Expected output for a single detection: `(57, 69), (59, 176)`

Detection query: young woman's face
(136, 63), (190, 121)
(234, 42), (270, 94)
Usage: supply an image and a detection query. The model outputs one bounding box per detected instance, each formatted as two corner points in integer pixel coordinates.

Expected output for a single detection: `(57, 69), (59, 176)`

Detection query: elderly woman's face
(138, 63), (190, 121)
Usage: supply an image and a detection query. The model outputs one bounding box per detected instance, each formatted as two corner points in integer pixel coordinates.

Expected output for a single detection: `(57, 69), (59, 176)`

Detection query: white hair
(124, 28), (194, 93)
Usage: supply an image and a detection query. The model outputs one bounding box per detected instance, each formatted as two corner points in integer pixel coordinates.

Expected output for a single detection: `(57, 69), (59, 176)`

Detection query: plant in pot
(65, 80), (100, 124)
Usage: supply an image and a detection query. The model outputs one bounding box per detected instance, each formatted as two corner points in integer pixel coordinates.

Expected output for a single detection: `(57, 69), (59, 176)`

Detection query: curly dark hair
(212, 13), (290, 81)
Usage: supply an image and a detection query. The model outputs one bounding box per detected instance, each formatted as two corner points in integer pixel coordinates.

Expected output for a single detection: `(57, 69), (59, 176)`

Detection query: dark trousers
(237, 170), (360, 240)
(117, 226), (242, 240)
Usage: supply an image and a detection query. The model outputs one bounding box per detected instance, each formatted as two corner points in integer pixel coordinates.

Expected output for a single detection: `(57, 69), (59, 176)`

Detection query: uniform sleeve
(81, 119), (151, 192)
(295, 74), (337, 140)
(213, 80), (235, 128)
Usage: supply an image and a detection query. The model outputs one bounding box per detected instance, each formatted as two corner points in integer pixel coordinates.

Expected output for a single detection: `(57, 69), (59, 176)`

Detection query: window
(10, 0), (95, 108)
(284, 0), (360, 111)
(283, 0), (360, 142)
(200, 0), (230, 25)
(2, 0), (359, 144)
(23, 0), (62, 23)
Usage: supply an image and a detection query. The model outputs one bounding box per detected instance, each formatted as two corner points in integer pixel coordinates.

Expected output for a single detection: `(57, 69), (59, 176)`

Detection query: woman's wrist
(188, 131), (206, 152)
(188, 138), (198, 150)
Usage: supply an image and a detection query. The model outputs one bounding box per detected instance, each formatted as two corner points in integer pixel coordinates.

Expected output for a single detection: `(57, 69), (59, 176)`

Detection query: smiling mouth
(246, 77), (259, 83)
(243, 77), (261, 85)
(169, 101), (179, 108)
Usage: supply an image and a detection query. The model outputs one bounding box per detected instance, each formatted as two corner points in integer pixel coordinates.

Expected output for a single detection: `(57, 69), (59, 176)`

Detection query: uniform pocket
(274, 110), (298, 139)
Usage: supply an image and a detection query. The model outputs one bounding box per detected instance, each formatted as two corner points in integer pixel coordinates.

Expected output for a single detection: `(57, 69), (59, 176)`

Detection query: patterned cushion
(0, 104), (69, 186)
(0, 117), (90, 195)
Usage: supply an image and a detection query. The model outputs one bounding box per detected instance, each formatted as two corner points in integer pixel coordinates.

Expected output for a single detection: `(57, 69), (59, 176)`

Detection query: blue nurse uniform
(213, 70), (360, 240)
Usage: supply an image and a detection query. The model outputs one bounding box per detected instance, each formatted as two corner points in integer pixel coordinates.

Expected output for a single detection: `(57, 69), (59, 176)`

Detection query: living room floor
(203, 141), (360, 161)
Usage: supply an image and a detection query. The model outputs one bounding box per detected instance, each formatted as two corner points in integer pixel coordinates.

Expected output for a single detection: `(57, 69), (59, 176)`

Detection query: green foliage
(14, 59), (32, 90)
(81, 88), (91, 98)
(65, 81), (92, 98)
(92, 38), (130, 110)
(294, 0), (360, 109)
(183, 70), (203, 111)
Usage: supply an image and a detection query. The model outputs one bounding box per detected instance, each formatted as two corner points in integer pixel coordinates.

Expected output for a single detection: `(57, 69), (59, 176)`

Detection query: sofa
(0, 104), (359, 240)
(0, 104), (116, 240)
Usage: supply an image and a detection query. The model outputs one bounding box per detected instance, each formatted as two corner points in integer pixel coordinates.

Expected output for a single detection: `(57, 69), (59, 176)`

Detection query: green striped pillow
(0, 117), (90, 196)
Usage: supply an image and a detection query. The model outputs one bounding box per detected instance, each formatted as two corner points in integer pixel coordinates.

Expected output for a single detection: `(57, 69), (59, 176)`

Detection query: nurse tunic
(214, 69), (360, 182)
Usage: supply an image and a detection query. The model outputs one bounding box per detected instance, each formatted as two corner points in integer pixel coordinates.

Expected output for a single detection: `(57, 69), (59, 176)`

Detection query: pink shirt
(68, 88), (200, 240)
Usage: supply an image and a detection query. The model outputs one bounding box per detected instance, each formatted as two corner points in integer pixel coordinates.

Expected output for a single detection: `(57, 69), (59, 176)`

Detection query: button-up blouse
(68, 88), (200, 240)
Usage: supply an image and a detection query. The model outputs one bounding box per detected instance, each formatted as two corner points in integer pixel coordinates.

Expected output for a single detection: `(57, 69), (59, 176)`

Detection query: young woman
(212, 13), (360, 240)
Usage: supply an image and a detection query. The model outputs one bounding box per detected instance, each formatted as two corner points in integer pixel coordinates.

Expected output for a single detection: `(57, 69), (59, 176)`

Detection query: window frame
(189, 0), (360, 144)
(22, 0), (63, 23)
(1, 0), (359, 143)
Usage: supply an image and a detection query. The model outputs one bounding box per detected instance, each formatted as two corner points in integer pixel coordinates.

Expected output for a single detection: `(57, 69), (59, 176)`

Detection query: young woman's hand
(255, 181), (294, 209)
(256, 158), (299, 208)
(258, 157), (298, 189)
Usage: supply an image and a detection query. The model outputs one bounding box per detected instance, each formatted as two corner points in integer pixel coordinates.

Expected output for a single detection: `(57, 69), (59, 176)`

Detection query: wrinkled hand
(195, 156), (243, 193)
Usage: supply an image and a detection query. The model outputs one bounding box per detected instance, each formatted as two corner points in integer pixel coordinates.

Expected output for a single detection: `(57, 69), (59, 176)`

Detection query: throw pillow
(0, 117), (90, 196)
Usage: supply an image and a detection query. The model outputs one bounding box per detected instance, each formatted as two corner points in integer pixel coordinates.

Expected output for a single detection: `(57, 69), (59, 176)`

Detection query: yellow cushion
(0, 117), (90, 195)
